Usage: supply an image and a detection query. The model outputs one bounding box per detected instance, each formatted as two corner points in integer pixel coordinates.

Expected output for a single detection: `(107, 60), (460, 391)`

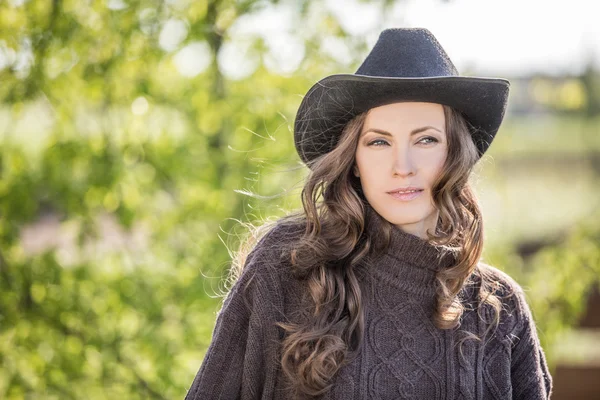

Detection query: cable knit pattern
(185, 206), (553, 400)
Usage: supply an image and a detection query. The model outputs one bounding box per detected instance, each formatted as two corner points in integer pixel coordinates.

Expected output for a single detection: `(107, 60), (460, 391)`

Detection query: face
(354, 102), (448, 239)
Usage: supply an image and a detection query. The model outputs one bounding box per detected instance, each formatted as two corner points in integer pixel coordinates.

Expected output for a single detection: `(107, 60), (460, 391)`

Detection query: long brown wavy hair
(228, 103), (509, 399)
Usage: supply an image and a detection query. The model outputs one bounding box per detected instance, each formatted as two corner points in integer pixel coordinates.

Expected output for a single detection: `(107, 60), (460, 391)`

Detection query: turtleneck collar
(363, 203), (456, 297)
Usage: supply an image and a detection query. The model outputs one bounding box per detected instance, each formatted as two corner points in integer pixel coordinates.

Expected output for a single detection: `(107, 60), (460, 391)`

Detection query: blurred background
(1, 0), (599, 398)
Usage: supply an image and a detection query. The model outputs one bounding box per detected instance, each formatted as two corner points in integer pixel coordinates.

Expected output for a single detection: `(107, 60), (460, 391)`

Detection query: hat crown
(355, 28), (459, 78)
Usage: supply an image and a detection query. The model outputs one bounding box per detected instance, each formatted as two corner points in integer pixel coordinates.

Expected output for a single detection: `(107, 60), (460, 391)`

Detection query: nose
(392, 147), (416, 177)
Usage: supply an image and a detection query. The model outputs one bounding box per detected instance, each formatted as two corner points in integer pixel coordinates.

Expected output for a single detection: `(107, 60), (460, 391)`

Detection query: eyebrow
(361, 126), (442, 137)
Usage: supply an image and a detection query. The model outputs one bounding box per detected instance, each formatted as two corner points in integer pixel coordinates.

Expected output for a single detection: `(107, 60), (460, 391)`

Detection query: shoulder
(475, 261), (525, 298)
(460, 262), (523, 306)
(223, 218), (308, 321)
(245, 217), (305, 268)
(235, 217), (305, 290)
(466, 262), (535, 333)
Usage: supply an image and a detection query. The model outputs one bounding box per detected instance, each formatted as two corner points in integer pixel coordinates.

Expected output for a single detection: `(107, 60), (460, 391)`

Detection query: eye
(367, 139), (389, 147)
(419, 136), (439, 145)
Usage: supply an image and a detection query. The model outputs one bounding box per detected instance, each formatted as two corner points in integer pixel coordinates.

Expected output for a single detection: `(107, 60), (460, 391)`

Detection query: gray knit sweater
(185, 208), (553, 400)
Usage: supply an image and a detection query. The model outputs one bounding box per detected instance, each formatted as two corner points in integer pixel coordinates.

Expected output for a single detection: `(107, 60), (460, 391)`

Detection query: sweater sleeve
(184, 236), (285, 400)
(509, 287), (553, 400)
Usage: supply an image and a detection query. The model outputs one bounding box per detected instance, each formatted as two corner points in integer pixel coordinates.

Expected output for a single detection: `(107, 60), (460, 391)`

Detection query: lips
(387, 187), (423, 194)
(388, 189), (423, 201)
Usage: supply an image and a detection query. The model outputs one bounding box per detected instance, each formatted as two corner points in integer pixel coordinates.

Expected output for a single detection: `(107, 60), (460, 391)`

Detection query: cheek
(435, 154), (447, 177)
(355, 149), (386, 172)
(356, 159), (385, 187)
(421, 151), (447, 179)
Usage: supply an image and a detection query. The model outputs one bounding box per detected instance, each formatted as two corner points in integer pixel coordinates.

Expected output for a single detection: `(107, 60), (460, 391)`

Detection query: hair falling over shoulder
(230, 105), (507, 399)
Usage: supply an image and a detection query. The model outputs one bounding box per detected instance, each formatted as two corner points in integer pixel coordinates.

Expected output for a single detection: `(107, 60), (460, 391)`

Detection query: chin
(389, 215), (429, 227)
(374, 201), (435, 226)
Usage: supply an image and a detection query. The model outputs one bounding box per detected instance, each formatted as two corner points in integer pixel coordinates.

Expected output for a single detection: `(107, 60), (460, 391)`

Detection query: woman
(185, 28), (553, 400)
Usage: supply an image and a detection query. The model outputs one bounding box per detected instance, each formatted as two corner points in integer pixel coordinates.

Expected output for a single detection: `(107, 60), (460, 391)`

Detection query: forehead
(363, 102), (445, 129)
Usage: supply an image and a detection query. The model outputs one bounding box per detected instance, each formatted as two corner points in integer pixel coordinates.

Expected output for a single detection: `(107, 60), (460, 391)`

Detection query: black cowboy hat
(293, 28), (510, 167)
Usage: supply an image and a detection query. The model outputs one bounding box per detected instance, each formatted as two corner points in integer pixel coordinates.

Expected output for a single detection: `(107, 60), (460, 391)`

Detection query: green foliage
(524, 212), (600, 366)
(0, 138), (225, 399)
(485, 209), (600, 367)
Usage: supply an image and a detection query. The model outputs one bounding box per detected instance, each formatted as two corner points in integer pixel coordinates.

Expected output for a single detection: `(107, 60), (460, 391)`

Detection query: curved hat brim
(293, 74), (510, 165)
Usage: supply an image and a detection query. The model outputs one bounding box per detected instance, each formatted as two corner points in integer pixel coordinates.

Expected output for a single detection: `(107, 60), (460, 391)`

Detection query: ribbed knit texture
(185, 206), (553, 399)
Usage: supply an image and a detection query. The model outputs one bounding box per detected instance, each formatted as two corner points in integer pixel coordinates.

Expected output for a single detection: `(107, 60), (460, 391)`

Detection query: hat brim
(294, 74), (510, 165)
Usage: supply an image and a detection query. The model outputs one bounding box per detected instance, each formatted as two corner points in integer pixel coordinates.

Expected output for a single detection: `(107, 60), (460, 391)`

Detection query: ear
(353, 165), (360, 177)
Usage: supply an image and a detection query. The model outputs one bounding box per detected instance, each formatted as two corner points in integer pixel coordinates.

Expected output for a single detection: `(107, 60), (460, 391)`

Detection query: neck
(394, 209), (440, 240)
